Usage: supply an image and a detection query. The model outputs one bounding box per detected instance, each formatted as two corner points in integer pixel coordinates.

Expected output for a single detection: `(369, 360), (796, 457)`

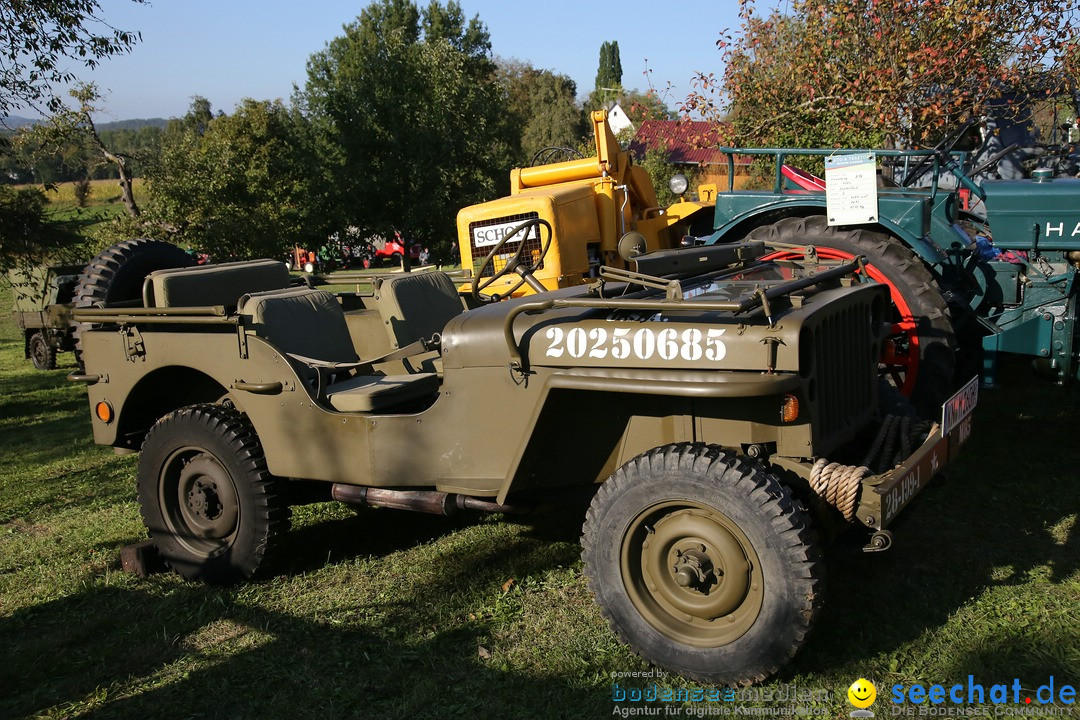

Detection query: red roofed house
(629, 120), (752, 189)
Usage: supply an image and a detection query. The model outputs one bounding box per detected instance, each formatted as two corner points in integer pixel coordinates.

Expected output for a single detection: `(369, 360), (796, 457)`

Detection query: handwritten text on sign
(825, 153), (878, 226)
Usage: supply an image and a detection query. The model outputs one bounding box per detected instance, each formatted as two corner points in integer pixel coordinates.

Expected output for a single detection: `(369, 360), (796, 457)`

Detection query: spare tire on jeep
(73, 239), (196, 363)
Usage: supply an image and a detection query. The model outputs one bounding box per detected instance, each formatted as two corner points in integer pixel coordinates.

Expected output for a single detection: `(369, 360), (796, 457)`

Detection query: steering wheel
(530, 147), (584, 166)
(901, 118), (980, 187)
(471, 218), (553, 302)
(968, 142), (1020, 179)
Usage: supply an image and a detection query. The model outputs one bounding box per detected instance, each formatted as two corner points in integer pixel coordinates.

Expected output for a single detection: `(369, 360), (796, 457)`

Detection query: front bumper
(855, 376), (979, 531)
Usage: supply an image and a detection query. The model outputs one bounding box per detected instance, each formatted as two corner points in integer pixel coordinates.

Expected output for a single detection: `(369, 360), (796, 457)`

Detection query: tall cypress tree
(594, 40), (623, 103)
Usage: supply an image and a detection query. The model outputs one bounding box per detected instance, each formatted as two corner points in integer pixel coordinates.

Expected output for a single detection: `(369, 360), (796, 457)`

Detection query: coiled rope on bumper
(810, 414), (932, 521)
(810, 459), (867, 521)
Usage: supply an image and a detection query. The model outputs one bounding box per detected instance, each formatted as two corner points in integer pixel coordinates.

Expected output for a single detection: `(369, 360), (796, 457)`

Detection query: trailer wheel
(582, 444), (822, 686)
(73, 239), (195, 364)
(748, 215), (955, 416)
(138, 404), (290, 584)
(28, 331), (56, 371)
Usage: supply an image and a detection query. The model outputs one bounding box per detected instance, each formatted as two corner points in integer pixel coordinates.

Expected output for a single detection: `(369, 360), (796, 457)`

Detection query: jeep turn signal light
(95, 401), (113, 424)
(781, 394), (799, 423)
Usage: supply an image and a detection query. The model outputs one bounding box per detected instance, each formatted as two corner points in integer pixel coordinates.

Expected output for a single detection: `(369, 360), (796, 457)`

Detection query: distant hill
(1, 116), (37, 128)
(98, 118), (170, 131)
(1, 116), (170, 131)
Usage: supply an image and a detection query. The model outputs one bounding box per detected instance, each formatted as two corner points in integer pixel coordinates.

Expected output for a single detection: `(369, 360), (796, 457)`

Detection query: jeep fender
(495, 369), (803, 504)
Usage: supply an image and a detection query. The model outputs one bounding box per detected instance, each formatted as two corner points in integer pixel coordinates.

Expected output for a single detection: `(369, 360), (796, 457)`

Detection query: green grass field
(0, 277), (1076, 719)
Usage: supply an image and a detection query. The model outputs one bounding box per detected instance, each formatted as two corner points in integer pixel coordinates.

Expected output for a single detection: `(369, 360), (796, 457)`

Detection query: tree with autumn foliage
(686, 0), (1080, 149)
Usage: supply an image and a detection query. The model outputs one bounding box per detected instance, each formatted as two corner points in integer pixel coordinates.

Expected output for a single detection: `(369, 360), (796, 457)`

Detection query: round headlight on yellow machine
(668, 174), (689, 196)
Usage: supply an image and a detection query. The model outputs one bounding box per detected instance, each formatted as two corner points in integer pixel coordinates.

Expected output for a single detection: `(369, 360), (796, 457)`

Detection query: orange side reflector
(95, 401), (113, 424)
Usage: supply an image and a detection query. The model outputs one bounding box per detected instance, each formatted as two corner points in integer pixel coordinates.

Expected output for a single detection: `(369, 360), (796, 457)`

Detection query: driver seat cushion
(324, 373), (439, 413)
(238, 287), (359, 364)
(374, 271), (465, 349)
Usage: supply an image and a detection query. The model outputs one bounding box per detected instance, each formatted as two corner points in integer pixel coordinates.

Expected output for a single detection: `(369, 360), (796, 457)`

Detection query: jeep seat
(238, 286), (358, 363)
(239, 286), (438, 412)
(145, 260), (290, 310)
(323, 373), (439, 412)
(374, 271), (465, 349)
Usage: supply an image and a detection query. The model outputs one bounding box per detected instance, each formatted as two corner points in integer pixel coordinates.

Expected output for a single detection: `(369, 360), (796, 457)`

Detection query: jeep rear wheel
(748, 215), (955, 416)
(582, 444), (822, 686)
(28, 331), (56, 371)
(137, 404), (290, 584)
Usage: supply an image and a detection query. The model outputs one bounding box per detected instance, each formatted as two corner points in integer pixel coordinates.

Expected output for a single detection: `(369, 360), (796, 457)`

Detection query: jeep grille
(806, 294), (879, 454)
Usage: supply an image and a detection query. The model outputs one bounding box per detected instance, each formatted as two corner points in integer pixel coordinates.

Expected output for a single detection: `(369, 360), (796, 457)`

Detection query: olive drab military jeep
(7, 264), (84, 370)
(70, 230), (976, 686)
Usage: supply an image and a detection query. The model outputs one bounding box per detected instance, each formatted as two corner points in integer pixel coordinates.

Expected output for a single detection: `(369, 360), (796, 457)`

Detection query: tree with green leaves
(0, 0), (144, 271)
(300, 0), (513, 267)
(144, 98), (326, 260)
(497, 59), (586, 164)
(619, 89), (673, 124)
(16, 83), (144, 217)
(688, 0), (1080, 149)
(0, 184), (81, 273)
(0, 0), (146, 116)
(594, 40), (623, 104)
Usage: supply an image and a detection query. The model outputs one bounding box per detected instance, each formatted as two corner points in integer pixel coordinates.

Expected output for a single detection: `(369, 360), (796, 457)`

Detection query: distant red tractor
(286, 246), (320, 273)
(371, 233), (420, 267)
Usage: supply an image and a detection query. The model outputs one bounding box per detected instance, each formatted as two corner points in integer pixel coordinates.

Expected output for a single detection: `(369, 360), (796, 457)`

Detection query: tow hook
(862, 529), (893, 553)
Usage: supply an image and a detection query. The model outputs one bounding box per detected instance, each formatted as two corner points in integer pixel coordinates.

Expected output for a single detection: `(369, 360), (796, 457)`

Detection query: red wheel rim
(763, 248), (919, 397)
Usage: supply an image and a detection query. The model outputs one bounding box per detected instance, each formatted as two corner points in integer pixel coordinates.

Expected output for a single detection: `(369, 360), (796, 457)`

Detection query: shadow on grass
(274, 494), (588, 579)
(275, 506), (481, 575)
(0, 411), (93, 460)
(0, 517), (604, 720)
(0, 449), (134, 524)
(791, 360), (1080, 682)
(0, 364), (92, 469)
(0, 387), (85, 421)
(0, 366), (80, 402)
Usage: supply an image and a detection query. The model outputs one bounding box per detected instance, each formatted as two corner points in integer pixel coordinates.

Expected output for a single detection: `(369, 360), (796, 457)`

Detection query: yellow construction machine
(456, 109), (716, 299)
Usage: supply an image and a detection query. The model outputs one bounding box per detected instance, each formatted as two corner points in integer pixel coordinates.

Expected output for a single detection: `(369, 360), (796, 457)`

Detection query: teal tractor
(698, 148), (1080, 414)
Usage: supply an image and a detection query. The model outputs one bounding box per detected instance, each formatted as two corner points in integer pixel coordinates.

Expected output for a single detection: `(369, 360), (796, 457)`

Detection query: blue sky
(66, 0), (751, 121)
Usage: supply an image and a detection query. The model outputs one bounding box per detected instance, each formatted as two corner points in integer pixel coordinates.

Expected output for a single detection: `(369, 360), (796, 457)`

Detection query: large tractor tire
(73, 239), (195, 364)
(582, 444), (822, 687)
(747, 216), (955, 417)
(137, 404), (291, 584)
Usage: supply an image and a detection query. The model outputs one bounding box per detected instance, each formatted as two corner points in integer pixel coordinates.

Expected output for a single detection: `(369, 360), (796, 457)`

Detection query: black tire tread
(138, 404), (290, 584)
(28, 331), (56, 371)
(73, 238), (195, 362)
(581, 443), (823, 686)
(746, 216), (955, 415)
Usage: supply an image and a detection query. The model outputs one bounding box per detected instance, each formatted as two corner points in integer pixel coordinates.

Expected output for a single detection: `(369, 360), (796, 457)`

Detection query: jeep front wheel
(137, 404), (290, 584)
(581, 444), (822, 686)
